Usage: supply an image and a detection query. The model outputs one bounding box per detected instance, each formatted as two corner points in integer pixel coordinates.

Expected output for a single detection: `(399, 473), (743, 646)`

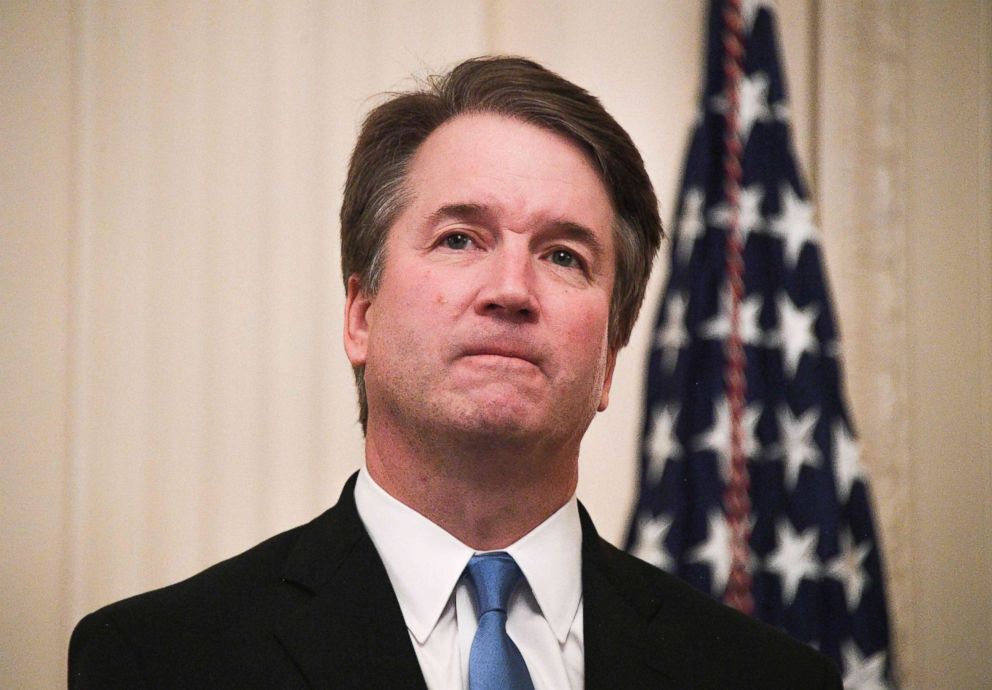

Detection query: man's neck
(362, 425), (580, 550)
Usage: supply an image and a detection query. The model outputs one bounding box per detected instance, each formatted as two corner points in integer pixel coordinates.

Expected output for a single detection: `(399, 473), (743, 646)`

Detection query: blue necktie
(465, 553), (536, 690)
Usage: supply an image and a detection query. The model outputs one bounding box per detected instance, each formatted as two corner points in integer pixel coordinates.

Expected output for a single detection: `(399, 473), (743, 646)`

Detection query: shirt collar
(502, 493), (583, 644)
(354, 468), (473, 644)
(354, 468), (583, 645)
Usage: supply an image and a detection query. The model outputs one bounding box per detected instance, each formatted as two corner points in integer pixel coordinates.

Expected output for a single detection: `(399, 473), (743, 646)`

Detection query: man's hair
(341, 55), (663, 432)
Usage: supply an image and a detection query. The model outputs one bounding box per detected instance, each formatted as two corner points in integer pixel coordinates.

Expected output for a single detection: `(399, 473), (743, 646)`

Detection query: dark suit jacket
(70, 473), (841, 689)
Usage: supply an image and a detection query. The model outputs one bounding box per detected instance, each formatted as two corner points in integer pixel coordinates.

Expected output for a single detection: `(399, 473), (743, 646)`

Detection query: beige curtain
(2, 1), (989, 687)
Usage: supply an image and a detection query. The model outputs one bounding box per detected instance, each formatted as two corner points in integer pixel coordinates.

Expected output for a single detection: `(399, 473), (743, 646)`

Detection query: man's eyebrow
(424, 204), (608, 259)
(547, 220), (608, 258)
(425, 203), (493, 226)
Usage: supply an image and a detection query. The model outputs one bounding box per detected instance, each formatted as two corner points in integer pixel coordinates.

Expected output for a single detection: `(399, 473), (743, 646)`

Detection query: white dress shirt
(354, 468), (585, 690)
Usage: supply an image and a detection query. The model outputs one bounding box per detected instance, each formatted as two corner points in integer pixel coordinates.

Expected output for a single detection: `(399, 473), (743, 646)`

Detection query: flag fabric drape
(625, 2), (894, 687)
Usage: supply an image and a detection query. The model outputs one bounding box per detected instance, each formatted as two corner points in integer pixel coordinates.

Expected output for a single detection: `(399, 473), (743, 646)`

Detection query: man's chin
(420, 394), (548, 446)
(448, 406), (538, 441)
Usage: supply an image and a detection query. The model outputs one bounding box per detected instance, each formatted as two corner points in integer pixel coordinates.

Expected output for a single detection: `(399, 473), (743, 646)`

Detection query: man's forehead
(400, 113), (615, 232)
(409, 113), (604, 180)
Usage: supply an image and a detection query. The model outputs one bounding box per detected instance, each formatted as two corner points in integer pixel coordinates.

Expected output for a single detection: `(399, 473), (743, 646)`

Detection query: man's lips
(457, 344), (543, 368)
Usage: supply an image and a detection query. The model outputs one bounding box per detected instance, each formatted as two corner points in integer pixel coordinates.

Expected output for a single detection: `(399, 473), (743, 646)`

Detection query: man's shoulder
(586, 535), (842, 688)
(68, 474), (418, 689)
(74, 475), (364, 635)
(81, 519), (307, 627)
(593, 537), (759, 631)
(70, 521), (304, 668)
(69, 504), (346, 688)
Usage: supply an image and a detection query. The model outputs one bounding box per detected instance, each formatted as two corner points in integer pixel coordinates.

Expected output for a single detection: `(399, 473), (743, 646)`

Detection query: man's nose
(474, 247), (541, 321)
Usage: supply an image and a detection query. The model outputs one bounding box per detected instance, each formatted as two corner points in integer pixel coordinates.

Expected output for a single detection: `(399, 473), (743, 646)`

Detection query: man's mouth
(458, 344), (542, 369)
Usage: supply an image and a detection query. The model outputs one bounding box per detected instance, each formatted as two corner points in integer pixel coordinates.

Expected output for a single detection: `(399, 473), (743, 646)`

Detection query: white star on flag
(699, 286), (765, 346)
(742, 0), (765, 33)
(765, 518), (820, 605)
(693, 397), (762, 482)
(775, 405), (822, 491)
(832, 419), (865, 504)
(738, 71), (772, 143)
(688, 510), (733, 597)
(630, 512), (675, 572)
(841, 641), (891, 690)
(773, 292), (819, 378)
(675, 188), (706, 265)
(655, 291), (689, 372)
(708, 183), (766, 246)
(770, 183), (819, 270)
(827, 528), (871, 612)
(647, 404), (681, 484)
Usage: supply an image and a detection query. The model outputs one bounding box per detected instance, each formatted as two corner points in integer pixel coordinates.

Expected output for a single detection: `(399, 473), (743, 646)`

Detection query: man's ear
(343, 274), (372, 367)
(597, 348), (619, 412)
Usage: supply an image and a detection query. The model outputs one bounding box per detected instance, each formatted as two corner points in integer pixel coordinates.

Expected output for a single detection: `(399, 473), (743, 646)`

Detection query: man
(70, 56), (842, 689)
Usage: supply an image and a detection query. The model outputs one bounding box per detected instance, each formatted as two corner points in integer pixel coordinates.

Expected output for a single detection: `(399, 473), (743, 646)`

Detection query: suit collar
(580, 503), (695, 690)
(275, 473), (428, 689)
(273, 474), (694, 689)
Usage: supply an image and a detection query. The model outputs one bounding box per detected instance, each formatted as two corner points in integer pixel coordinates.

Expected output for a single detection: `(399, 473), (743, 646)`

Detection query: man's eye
(443, 233), (472, 250)
(550, 249), (579, 268)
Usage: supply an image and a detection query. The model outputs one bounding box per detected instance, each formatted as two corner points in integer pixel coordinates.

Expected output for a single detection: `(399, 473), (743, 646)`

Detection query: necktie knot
(465, 552), (535, 690)
(467, 553), (523, 614)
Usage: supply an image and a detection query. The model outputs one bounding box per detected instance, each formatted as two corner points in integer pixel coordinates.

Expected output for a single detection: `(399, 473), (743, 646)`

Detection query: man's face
(345, 113), (617, 449)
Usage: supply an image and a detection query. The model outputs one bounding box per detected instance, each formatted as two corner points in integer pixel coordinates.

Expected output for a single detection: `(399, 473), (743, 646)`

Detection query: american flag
(625, 2), (895, 687)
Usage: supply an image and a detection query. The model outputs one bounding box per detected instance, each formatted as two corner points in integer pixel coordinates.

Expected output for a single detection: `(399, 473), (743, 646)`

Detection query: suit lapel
(274, 474), (428, 690)
(271, 478), (695, 689)
(580, 505), (694, 690)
